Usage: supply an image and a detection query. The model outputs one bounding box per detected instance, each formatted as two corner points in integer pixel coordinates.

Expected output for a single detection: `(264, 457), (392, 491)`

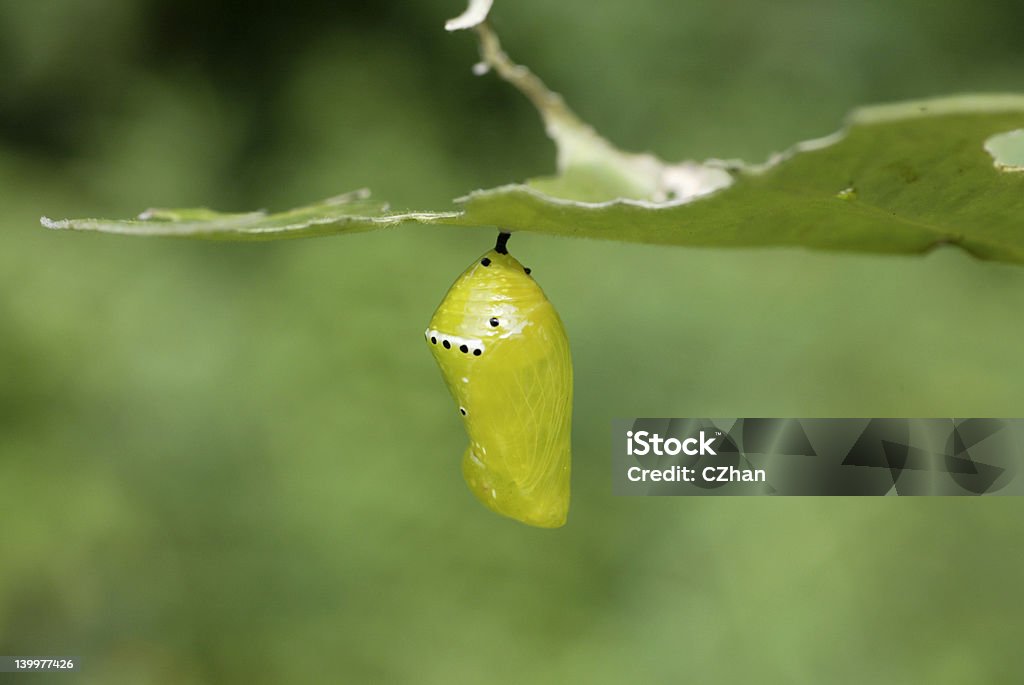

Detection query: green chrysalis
(425, 233), (573, 528)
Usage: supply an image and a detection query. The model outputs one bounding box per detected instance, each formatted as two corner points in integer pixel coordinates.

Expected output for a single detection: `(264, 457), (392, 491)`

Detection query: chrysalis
(425, 233), (573, 528)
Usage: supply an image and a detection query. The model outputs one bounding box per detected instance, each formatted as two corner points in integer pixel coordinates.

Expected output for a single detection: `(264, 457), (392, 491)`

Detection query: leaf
(446, 96), (1024, 263)
(40, 8), (1024, 264)
(454, 22), (1024, 263)
(41, 189), (458, 240)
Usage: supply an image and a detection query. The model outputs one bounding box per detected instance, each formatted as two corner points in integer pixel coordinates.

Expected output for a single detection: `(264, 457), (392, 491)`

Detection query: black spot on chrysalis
(473, 349), (482, 356)
(481, 258), (491, 266)
(443, 340), (451, 349)
(489, 317), (499, 327)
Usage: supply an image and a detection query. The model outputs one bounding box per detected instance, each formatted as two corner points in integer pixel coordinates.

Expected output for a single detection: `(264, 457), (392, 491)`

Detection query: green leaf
(447, 96), (1024, 263)
(40, 8), (1024, 264)
(450, 22), (1024, 263)
(41, 190), (458, 240)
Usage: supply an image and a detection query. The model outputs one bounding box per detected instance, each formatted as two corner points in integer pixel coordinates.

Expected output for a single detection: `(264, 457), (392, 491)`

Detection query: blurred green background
(2, 0), (1024, 682)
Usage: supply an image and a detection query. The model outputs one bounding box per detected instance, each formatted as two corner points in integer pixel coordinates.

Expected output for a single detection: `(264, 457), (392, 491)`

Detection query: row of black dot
(430, 335), (483, 356)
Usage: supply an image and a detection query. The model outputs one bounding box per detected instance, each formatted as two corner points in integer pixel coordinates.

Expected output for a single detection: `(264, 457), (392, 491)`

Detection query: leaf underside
(41, 190), (460, 241)
(453, 102), (1024, 263)
(39, 7), (1024, 265)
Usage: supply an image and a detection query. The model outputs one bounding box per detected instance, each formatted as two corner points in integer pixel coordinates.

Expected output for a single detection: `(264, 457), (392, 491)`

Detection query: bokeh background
(3, 0), (1024, 682)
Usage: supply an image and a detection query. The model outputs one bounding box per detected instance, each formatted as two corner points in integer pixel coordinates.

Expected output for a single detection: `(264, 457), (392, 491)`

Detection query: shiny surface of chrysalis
(425, 247), (572, 528)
